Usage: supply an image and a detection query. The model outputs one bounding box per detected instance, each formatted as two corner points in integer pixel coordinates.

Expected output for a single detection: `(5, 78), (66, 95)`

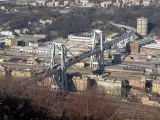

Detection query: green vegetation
(0, 6), (160, 38)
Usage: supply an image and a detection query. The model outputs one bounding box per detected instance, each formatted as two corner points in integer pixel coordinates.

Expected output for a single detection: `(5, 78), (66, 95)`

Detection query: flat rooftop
(107, 33), (119, 38)
(17, 36), (43, 42)
(142, 43), (160, 50)
(70, 32), (93, 38)
(135, 38), (153, 45)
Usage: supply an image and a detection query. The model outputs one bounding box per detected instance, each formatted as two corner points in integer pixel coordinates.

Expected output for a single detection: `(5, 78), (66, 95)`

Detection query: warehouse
(68, 32), (93, 42)
(140, 44), (160, 55)
(130, 38), (154, 54)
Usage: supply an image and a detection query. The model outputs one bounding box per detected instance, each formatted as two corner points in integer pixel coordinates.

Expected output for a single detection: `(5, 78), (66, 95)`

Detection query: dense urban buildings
(0, 1), (160, 119)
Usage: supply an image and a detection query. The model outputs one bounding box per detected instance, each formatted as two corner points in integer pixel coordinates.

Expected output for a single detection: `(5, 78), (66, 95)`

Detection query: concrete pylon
(90, 30), (104, 70)
(90, 55), (99, 70)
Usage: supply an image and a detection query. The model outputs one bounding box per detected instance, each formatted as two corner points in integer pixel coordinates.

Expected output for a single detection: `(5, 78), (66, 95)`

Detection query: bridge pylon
(60, 45), (68, 91)
(90, 30), (104, 70)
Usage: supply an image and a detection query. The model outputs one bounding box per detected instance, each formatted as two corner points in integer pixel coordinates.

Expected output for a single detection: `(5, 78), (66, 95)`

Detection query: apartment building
(46, 2), (54, 7)
(39, 19), (52, 25)
(152, 80), (160, 94)
(97, 79), (122, 96)
(128, 76), (145, 89)
(132, 0), (140, 5)
(27, 56), (38, 67)
(28, 42), (39, 47)
(101, 1), (112, 7)
(55, 1), (59, 6)
(11, 69), (32, 78)
(5, 38), (18, 46)
(38, 77), (53, 88)
(141, 96), (160, 106)
(72, 76), (90, 91)
(143, 0), (151, 6)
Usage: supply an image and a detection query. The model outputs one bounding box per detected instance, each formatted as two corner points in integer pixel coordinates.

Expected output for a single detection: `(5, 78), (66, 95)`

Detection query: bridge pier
(90, 30), (104, 70)
(51, 44), (56, 67)
(90, 55), (98, 70)
(60, 45), (68, 91)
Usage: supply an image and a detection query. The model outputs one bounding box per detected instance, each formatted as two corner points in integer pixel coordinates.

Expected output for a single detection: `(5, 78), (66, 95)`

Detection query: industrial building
(68, 32), (93, 43)
(17, 35), (44, 44)
(105, 33), (119, 42)
(137, 17), (148, 36)
(140, 44), (160, 55)
(9, 46), (53, 55)
(130, 38), (154, 54)
(0, 31), (13, 36)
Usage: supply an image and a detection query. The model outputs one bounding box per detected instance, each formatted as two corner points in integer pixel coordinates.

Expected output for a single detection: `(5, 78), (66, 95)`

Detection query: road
(0, 62), (48, 70)
(124, 60), (160, 65)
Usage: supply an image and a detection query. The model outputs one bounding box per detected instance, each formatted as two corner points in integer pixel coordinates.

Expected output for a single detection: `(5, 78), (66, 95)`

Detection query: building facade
(72, 76), (90, 91)
(128, 76), (145, 89)
(11, 69), (32, 78)
(68, 32), (92, 43)
(28, 42), (39, 47)
(5, 38), (18, 46)
(27, 56), (38, 66)
(152, 80), (160, 94)
(140, 44), (160, 55)
(137, 17), (148, 36)
(130, 42), (140, 54)
(97, 79), (122, 96)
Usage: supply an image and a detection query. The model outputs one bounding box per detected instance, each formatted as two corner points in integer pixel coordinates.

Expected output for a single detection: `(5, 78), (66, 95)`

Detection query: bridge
(30, 22), (137, 92)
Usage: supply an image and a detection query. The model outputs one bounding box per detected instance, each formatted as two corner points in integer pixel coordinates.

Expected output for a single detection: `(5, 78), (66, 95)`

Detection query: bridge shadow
(67, 72), (82, 92)
(148, 22), (155, 34)
(92, 69), (105, 76)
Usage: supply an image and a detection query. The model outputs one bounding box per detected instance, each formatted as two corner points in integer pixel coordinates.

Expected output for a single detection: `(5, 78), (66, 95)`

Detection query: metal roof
(17, 36), (42, 42)
(142, 44), (160, 50)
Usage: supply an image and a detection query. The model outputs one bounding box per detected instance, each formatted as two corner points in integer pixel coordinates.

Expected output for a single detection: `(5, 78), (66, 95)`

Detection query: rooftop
(107, 33), (119, 38)
(17, 36), (43, 42)
(70, 31), (93, 38)
(142, 43), (160, 50)
(152, 80), (160, 83)
(136, 38), (153, 45)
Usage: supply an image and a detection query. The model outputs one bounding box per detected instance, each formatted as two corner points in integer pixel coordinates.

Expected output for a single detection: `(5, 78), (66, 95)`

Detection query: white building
(97, 79), (122, 96)
(101, 1), (112, 7)
(106, 33), (119, 42)
(0, 31), (13, 36)
(68, 32), (93, 43)
(122, 0), (131, 4)
(143, 0), (151, 6)
(9, 46), (59, 56)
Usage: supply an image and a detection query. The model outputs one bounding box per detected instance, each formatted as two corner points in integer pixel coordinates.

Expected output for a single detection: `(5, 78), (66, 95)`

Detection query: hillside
(0, 80), (160, 120)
